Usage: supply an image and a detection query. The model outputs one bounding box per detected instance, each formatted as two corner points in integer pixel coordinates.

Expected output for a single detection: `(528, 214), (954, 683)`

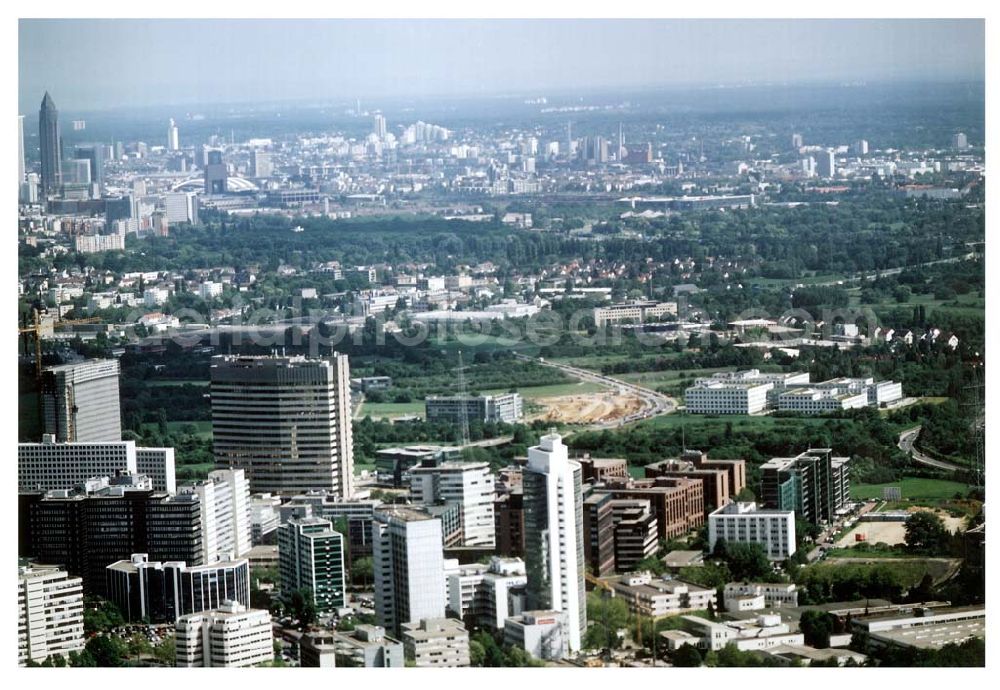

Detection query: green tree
(904, 511), (949, 553)
(85, 635), (128, 667)
(289, 588), (318, 630)
(671, 644), (703, 667)
(153, 635), (176, 666)
(799, 610), (835, 649)
(352, 556), (374, 587)
(584, 590), (629, 651)
(724, 542), (772, 581)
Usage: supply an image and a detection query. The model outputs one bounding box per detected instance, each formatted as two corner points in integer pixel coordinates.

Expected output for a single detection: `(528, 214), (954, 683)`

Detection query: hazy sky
(19, 18), (985, 112)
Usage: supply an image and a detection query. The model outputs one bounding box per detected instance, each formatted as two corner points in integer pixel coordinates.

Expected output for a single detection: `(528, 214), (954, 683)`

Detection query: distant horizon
(17, 77), (988, 119)
(19, 18), (985, 113)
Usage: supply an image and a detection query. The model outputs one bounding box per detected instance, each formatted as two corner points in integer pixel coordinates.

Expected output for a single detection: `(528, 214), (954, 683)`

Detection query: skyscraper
(372, 506), (446, 636)
(73, 145), (104, 191)
(204, 149), (227, 194)
(175, 601), (273, 667)
(168, 118), (179, 150)
(373, 112), (387, 139)
(278, 516), (346, 614)
(17, 565), (85, 666)
(181, 469), (252, 563)
(409, 461), (496, 547)
(522, 432), (585, 654)
(210, 354), (354, 496)
(40, 359), (122, 443)
(38, 92), (61, 197)
(251, 150), (272, 178)
(816, 149), (836, 178)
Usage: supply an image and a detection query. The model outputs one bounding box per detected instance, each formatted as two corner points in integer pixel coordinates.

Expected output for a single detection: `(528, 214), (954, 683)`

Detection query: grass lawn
(851, 476), (970, 502)
(825, 547), (911, 559)
(358, 401), (425, 419)
(632, 412), (830, 432)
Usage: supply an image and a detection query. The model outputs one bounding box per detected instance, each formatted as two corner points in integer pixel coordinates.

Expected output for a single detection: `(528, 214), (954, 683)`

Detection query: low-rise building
(609, 572), (717, 618)
(723, 582), (799, 612)
(425, 392), (523, 424)
(708, 502), (796, 561)
(593, 300), (677, 327)
(320, 624), (404, 667)
(401, 618), (470, 667)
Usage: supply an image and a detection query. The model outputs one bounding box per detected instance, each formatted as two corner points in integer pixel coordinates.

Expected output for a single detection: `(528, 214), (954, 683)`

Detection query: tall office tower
(106, 553), (250, 622)
(816, 149), (836, 178)
(952, 132), (969, 149)
(409, 461), (496, 547)
(19, 438), (175, 494)
(181, 469), (252, 563)
(618, 121), (625, 159)
(19, 475), (204, 594)
(40, 359), (121, 443)
(522, 432), (585, 654)
(168, 118), (179, 150)
(175, 601), (273, 667)
(211, 354), (354, 496)
(791, 133), (803, 149)
(853, 139), (869, 156)
(18, 114), (25, 194)
(251, 150), (273, 178)
(38, 92), (61, 198)
(372, 506), (446, 636)
(203, 149), (228, 194)
(278, 516), (346, 614)
(73, 145), (104, 190)
(373, 112), (387, 139)
(17, 564), (85, 666)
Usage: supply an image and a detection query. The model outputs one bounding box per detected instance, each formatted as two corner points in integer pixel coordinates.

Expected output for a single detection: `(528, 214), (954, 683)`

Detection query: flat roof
(869, 619), (985, 650)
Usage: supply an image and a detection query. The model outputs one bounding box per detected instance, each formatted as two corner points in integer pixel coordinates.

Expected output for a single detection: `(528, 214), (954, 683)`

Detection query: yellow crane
(19, 308), (101, 379)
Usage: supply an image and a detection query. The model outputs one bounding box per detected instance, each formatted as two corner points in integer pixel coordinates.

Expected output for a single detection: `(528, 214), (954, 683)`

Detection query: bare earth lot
(529, 392), (645, 425)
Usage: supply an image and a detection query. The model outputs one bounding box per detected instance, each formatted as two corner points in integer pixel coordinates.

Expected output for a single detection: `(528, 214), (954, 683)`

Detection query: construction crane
(456, 350), (470, 447)
(18, 308), (101, 379)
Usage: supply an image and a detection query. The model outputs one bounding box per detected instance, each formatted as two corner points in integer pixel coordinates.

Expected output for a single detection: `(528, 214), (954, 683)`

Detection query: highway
(897, 426), (965, 472)
(515, 353), (676, 428)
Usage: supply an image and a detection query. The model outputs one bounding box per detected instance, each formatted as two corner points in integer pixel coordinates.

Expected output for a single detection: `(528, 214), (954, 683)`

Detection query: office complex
(281, 493), (382, 561)
(592, 300), (678, 327)
(38, 92), (61, 197)
(19, 475), (204, 594)
(593, 476), (704, 541)
(167, 118), (179, 150)
(424, 392), (523, 424)
(522, 433), (586, 654)
(17, 564), (85, 666)
(445, 556), (526, 630)
(608, 572), (717, 618)
(300, 625), (404, 668)
(203, 149), (228, 194)
(760, 448), (851, 524)
(707, 502), (797, 561)
(210, 354), (354, 496)
(277, 516), (346, 614)
(40, 358), (122, 443)
(645, 450), (747, 514)
(175, 601), (273, 667)
(372, 505), (446, 635)
(401, 618), (471, 667)
(19, 437), (175, 493)
(106, 553), (250, 622)
(410, 461), (496, 547)
(164, 191), (199, 224)
(179, 469), (252, 563)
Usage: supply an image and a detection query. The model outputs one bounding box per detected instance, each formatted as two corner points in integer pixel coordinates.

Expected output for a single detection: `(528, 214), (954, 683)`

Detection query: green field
(632, 412), (831, 432)
(848, 288), (985, 319)
(357, 401), (426, 419)
(851, 476), (970, 502)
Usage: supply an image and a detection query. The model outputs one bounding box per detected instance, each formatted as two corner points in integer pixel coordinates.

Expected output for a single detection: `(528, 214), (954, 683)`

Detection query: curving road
(515, 353), (676, 428)
(897, 426), (965, 472)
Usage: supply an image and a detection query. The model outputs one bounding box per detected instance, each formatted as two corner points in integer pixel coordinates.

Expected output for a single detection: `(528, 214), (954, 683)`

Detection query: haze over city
(19, 19), (986, 112)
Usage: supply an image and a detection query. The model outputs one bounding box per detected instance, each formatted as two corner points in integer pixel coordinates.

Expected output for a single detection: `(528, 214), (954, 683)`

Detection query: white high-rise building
(175, 601), (273, 667)
(18, 565), (85, 666)
(372, 506), (446, 636)
(373, 113), (387, 140)
(816, 149), (836, 178)
(181, 469), (252, 563)
(522, 433), (586, 654)
(167, 118), (179, 151)
(251, 150), (273, 178)
(210, 354), (354, 497)
(164, 191), (199, 225)
(40, 358), (121, 443)
(409, 461), (495, 547)
(19, 437), (176, 493)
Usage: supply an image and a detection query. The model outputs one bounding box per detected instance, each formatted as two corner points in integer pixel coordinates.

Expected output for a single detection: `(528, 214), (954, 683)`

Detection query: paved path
(897, 426), (965, 472)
